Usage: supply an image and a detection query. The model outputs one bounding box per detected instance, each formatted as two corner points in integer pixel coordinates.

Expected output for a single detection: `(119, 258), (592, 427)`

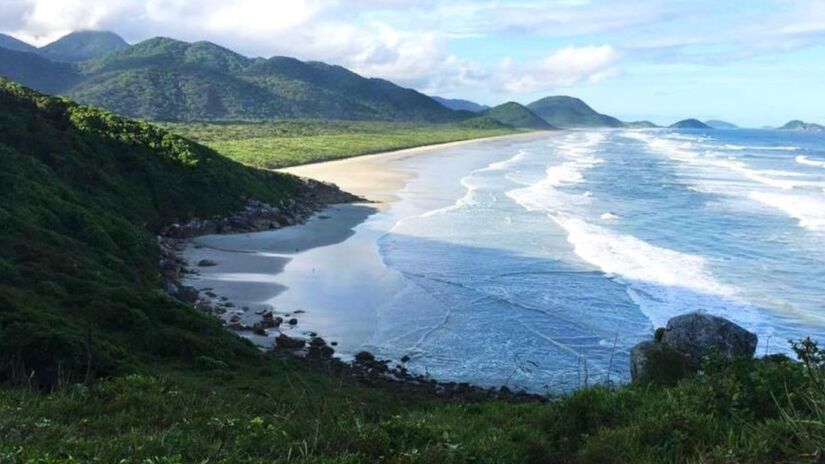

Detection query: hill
(527, 95), (624, 128)
(432, 96), (489, 112)
(705, 119), (738, 129)
(625, 120), (659, 128)
(0, 78), (306, 387)
(0, 33), (36, 52)
(670, 119), (713, 129)
(0, 35), (466, 122)
(484, 102), (555, 129)
(37, 30), (128, 62)
(0, 47), (82, 93)
(779, 120), (825, 132)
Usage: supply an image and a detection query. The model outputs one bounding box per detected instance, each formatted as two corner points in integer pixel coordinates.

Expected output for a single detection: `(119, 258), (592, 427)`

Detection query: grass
(162, 120), (518, 169)
(1, 349), (823, 463)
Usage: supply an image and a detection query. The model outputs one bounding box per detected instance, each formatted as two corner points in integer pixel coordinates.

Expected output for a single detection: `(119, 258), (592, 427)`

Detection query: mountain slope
(484, 102), (554, 129)
(37, 30), (128, 62)
(0, 33), (36, 53)
(705, 119), (738, 129)
(0, 35), (466, 122)
(670, 119), (712, 129)
(527, 96), (624, 128)
(779, 120), (825, 132)
(0, 47), (81, 93)
(432, 96), (489, 112)
(0, 78), (300, 387)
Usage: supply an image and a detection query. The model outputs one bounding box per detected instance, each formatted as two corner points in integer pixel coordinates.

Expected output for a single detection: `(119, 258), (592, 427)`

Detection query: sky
(2, 0), (825, 126)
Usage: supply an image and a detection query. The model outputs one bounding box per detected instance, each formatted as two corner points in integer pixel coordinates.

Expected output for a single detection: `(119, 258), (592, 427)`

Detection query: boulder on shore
(661, 312), (757, 360)
(630, 312), (757, 383)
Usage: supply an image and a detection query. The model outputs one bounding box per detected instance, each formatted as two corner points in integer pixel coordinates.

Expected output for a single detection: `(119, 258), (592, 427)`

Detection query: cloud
(497, 45), (621, 94)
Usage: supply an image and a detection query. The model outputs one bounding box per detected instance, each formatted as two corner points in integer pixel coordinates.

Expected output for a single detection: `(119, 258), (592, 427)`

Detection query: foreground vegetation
(1, 344), (824, 463)
(1, 80), (824, 463)
(163, 119), (516, 169)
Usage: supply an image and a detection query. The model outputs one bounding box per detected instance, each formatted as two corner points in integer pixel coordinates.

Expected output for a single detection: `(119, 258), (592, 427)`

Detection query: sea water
(276, 129), (825, 393)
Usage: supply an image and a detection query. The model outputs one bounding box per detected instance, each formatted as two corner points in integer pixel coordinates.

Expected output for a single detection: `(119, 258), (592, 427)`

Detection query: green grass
(1, 349), (823, 463)
(163, 120), (518, 169)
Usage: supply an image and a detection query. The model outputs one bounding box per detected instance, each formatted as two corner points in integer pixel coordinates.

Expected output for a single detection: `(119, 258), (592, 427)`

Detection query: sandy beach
(181, 131), (557, 355)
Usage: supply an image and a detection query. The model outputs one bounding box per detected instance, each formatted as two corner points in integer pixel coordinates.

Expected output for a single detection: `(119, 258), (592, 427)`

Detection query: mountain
(0, 35), (465, 122)
(670, 119), (712, 129)
(527, 96), (624, 128)
(0, 77), (304, 386)
(704, 119), (738, 129)
(0, 47), (82, 93)
(37, 30), (128, 62)
(432, 96), (489, 112)
(778, 120), (825, 132)
(625, 120), (659, 128)
(483, 102), (555, 130)
(0, 33), (36, 53)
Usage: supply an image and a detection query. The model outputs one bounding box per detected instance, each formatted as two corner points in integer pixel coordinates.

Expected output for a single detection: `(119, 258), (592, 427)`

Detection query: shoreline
(172, 131), (562, 396)
(280, 130), (553, 207)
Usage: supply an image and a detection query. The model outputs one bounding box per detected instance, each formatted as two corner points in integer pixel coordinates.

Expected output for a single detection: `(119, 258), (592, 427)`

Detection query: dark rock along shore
(157, 176), (544, 402)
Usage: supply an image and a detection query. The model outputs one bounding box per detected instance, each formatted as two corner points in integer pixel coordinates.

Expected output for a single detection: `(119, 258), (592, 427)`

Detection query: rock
(661, 312), (757, 360)
(400, 355), (410, 363)
(177, 286), (199, 304)
(197, 259), (218, 267)
(355, 351), (375, 363)
(252, 324), (267, 336)
(288, 318), (298, 326)
(275, 334), (306, 350)
(309, 337), (327, 347)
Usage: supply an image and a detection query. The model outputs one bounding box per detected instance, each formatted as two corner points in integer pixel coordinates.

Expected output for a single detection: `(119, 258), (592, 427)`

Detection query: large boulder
(661, 312), (757, 360)
(630, 312), (757, 383)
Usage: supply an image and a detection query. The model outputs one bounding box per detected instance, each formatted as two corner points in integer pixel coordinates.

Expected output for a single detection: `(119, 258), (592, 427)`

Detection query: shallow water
(198, 129), (825, 393)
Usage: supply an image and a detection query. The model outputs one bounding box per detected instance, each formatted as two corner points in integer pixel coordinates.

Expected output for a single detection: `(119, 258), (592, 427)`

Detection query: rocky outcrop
(660, 313), (757, 360)
(631, 312), (757, 383)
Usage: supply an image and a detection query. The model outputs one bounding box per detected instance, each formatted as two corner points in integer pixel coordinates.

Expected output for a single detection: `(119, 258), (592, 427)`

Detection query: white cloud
(497, 45), (621, 94)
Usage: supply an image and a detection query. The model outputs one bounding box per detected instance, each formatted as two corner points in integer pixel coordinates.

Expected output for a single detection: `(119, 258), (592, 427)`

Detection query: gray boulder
(661, 312), (757, 360)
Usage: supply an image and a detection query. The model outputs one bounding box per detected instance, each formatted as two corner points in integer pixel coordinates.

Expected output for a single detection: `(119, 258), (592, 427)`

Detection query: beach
(181, 131), (553, 356)
(181, 128), (825, 392)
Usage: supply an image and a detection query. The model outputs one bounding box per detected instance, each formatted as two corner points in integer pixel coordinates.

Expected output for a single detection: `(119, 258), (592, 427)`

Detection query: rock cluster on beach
(630, 312), (758, 382)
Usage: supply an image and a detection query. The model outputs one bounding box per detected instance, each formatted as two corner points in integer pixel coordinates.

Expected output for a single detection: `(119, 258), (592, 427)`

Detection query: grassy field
(1, 347), (824, 463)
(162, 120), (518, 169)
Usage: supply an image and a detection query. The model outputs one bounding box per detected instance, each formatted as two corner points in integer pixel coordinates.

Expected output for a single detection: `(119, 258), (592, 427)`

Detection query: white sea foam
(749, 191), (825, 232)
(721, 144), (800, 151)
(600, 212), (619, 220)
(625, 131), (825, 233)
(797, 155), (825, 168)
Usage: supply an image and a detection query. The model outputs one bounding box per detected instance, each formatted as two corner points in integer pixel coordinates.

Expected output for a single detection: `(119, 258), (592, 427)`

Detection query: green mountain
(0, 47), (82, 93)
(0, 35), (465, 122)
(625, 120), (659, 128)
(0, 78), (301, 387)
(705, 119), (738, 129)
(0, 33), (36, 53)
(779, 120), (825, 132)
(484, 102), (555, 129)
(432, 96), (489, 112)
(670, 119), (713, 129)
(527, 96), (624, 128)
(37, 30), (128, 62)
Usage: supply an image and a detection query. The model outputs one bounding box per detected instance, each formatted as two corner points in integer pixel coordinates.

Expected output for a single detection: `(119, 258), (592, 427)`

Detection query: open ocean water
(360, 129), (825, 392)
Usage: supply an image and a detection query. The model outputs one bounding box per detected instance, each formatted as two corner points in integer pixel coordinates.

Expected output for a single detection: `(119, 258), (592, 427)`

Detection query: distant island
(779, 120), (825, 132)
(670, 119), (713, 129)
(527, 95), (624, 128)
(705, 120), (738, 129)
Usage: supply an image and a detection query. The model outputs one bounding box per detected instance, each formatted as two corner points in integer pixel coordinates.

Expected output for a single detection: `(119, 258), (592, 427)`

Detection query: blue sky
(2, 0), (825, 126)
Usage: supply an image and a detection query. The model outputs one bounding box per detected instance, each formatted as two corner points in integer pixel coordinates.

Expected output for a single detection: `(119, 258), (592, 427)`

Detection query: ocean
(263, 129), (825, 393)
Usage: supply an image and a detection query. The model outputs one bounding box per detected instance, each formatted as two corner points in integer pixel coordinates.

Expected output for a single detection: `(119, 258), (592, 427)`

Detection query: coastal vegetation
(163, 120), (516, 168)
(0, 78), (824, 463)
